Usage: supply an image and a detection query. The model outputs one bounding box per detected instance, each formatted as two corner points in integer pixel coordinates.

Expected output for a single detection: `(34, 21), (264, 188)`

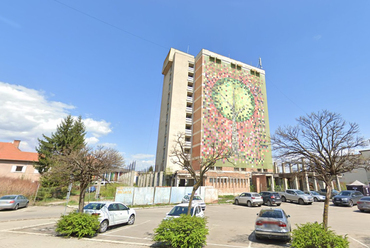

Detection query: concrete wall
(115, 186), (218, 206)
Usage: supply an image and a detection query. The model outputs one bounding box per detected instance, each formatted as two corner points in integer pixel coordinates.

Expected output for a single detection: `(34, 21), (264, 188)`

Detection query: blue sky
(1, 1), (369, 170)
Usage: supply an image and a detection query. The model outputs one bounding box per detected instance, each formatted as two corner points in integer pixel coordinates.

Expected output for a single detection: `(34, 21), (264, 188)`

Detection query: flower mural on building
(211, 77), (255, 155)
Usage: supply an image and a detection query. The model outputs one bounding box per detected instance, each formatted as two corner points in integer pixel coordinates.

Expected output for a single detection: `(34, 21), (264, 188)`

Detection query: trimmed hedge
(153, 215), (209, 248)
(56, 212), (100, 238)
(291, 222), (349, 248)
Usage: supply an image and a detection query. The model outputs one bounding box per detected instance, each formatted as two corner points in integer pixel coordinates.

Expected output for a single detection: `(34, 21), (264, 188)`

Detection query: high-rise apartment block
(155, 48), (274, 193)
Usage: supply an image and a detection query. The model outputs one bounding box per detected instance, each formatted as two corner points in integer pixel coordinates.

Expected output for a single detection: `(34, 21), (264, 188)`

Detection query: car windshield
(311, 192), (320, 195)
(83, 203), (106, 210)
(0, 196), (16, 200)
(259, 210), (283, 218)
(338, 192), (351, 196)
(296, 190), (305, 195)
(272, 193), (280, 197)
(193, 196), (202, 200)
(252, 193), (261, 197)
(168, 206), (194, 216)
(361, 197), (370, 201)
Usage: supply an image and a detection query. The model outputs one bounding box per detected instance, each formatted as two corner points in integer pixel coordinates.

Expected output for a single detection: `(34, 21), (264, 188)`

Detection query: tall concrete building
(155, 48), (274, 193)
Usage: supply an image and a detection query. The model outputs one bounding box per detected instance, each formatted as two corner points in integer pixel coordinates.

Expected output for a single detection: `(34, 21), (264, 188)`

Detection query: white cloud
(0, 82), (113, 152)
(127, 154), (155, 171)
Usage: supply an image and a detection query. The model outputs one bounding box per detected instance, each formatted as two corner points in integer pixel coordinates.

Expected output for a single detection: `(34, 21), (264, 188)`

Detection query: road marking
(0, 221), (56, 232)
(100, 220), (151, 235)
(349, 236), (370, 248)
(99, 234), (152, 240)
(81, 237), (152, 246)
(207, 243), (252, 248)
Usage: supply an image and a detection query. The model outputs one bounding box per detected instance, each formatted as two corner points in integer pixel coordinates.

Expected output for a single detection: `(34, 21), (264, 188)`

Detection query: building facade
(155, 48), (273, 194)
(0, 140), (40, 182)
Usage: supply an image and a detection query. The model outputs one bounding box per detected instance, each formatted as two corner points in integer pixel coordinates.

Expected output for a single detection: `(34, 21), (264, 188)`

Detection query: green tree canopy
(36, 115), (86, 175)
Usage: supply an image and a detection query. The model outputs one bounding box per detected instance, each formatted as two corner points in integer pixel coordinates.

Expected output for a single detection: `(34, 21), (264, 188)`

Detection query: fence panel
(133, 187), (155, 205)
(115, 187), (134, 205)
(154, 187), (171, 204)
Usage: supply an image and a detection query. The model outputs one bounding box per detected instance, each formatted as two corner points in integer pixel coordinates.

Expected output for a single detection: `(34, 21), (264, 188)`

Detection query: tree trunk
(322, 183), (332, 229)
(187, 180), (201, 215)
(78, 183), (88, 213)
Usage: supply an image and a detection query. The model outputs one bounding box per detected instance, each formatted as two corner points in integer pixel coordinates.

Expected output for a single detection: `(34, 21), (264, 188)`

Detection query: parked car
(357, 196), (370, 212)
(165, 203), (204, 219)
(304, 191), (326, 202)
(83, 202), (136, 233)
(0, 195), (29, 210)
(234, 192), (263, 207)
(181, 193), (206, 211)
(279, 189), (313, 205)
(332, 190), (364, 207)
(319, 189), (339, 198)
(260, 191), (282, 206)
(254, 208), (291, 241)
(86, 186), (96, 192)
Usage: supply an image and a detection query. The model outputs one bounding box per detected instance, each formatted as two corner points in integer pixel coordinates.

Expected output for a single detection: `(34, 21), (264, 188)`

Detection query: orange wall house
(0, 140), (40, 182)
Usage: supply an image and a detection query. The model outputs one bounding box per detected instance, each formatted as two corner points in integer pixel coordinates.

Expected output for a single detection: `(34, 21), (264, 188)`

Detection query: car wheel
(360, 209), (365, 212)
(314, 197), (318, 202)
(234, 199), (239, 205)
(334, 203), (339, 206)
(99, 220), (109, 233)
(299, 199), (304, 205)
(277, 203), (281, 206)
(128, 214), (135, 225)
(281, 196), (286, 202)
(349, 200), (353, 207)
(266, 200), (271, 206)
(255, 233), (261, 240)
(247, 201), (252, 207)
(13, 204), (19, 210)
(25, 202), (29, 208)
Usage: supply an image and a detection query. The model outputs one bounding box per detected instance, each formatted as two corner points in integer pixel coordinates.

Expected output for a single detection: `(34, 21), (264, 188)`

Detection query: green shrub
(291, 222), (349, 248)
(153, 215), (209, 248)
(56, 212), (100, 238)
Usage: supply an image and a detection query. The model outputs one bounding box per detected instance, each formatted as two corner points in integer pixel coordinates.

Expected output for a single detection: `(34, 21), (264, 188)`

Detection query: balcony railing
(185, 118), (192, 124)
(188, 77), (194, 82)
(186, 97), (193, 103)
(185, 129), (192, 136)
(184, 141), (192, 148)
(187, 86), (193, 93)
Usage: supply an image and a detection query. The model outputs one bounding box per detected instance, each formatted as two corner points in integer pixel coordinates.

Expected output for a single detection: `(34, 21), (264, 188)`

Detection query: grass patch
(218, 195), (235, 204)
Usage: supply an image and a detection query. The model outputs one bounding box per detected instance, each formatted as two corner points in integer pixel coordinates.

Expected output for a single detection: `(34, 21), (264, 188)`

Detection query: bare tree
(271, 110), (368, 228)
(171, 133), (233, 215)
(47, 146), (124, 212)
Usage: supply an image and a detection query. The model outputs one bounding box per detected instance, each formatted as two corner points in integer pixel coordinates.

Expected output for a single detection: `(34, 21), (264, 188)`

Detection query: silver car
(0, 195), (29, 210)
(357, 196), (370, 212)
(305, 191), (326, 202)
(165, 203), (204, 219)
(255, 208), (291, 241)
(234, 192), (263, 207)
(181, 194), (206, 211)
(83, 202), (136, 233)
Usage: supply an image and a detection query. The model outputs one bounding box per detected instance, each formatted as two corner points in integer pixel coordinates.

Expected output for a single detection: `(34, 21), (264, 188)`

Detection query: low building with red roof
(0, 140), (40, 182)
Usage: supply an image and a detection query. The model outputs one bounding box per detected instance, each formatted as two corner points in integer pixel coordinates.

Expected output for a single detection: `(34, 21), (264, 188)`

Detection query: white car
(165, 203), (204, 219)
(181, 194), (206, 211)
(83, 202), (136, 233)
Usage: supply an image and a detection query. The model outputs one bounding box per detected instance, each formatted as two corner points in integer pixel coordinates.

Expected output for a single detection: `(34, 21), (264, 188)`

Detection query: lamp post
(64, 174), (74, 215)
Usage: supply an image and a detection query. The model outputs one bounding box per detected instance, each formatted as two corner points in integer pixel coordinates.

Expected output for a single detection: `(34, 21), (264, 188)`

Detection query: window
(234, 167), (239, 171)
(231, 63), (236, 69)
(209, 178), (213, 183)
(11, 165), (26, 173)
(216, 58), (221, 64)
(257, 168), (262, 172)
(236, 65), (241, 70)
(241, 168), (246, 171)
(256, 72), (260, 77)
(216, 166), (222, 171)
(210, 57), (215, 62)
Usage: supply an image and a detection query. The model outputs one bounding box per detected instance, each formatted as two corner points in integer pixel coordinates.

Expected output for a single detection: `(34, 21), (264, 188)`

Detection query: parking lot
(0, 202), (369, 247)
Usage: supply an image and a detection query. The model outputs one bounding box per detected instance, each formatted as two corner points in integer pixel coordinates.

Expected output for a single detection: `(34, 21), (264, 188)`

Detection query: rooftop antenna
(187, 45), (189, 53)
(258, 57), (263, 69)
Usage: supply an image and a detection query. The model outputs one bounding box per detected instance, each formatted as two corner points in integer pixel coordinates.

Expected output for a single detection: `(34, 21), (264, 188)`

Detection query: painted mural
(202, 56), (272, 169)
